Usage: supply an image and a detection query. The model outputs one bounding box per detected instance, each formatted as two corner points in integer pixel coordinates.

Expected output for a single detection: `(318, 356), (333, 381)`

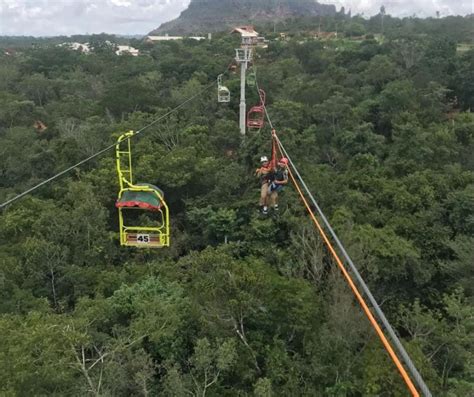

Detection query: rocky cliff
(150, 0), (337, 35)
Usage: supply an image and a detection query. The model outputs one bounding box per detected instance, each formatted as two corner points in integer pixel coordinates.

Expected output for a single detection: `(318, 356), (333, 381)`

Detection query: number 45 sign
(136, 234), (150, 244)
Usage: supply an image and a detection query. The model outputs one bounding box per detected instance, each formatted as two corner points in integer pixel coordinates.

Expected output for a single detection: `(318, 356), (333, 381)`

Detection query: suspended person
(255, 156), (273, 215)
(268, 157), (289, 212)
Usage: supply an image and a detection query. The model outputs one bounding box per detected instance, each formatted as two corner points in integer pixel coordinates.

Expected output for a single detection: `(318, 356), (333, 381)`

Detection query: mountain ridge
(150, 0), (337, 35)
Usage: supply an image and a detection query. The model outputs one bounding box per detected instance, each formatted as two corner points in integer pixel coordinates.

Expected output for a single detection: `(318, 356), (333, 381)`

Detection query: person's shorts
(269, 182), (284, 193)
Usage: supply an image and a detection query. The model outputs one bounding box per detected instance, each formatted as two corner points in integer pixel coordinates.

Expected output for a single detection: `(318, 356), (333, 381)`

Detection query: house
(232, 26), (259, 46)
(116, 45), (140, 56)
(59, 42), (91, 53)
(256, 36), (269, 49)
(232, 26), (259, 38)
(146, 35), (184, 42)
(146, 35), (208, 43)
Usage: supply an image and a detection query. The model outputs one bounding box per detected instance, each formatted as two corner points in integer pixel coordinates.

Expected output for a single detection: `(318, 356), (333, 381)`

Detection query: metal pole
(239, 58), (247, 136)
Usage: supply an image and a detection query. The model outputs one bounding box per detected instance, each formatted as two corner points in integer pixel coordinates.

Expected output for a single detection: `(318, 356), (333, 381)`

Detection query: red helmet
(278, 157), (289, 165)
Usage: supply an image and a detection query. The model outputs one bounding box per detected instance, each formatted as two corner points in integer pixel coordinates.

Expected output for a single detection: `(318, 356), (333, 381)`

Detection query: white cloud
(0, 0), (471, 36)
(0, 0), (191, 36)
(110, 0), (132, 6)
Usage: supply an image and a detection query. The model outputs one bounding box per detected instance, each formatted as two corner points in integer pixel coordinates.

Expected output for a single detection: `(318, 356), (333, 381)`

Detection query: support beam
(239, 60), (247, 136)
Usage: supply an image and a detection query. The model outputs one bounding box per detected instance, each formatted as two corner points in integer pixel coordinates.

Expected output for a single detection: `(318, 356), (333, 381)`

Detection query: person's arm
(257, 166), (271, 177)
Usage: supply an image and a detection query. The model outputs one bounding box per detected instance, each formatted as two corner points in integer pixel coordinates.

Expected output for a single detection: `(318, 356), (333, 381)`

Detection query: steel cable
(253, 67), (432, 397)
(0, 73), (223, 210)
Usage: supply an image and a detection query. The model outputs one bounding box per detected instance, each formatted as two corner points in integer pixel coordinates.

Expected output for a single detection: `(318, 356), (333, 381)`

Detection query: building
(256, 36), (269, 49)
(232, 26), (259, 46)
(232, 26), (267, 48)
(146, 35), (184, 42)
(146, 34), (208, 43)
(59, 42), (91, 53)
(116, 45), (140, 56)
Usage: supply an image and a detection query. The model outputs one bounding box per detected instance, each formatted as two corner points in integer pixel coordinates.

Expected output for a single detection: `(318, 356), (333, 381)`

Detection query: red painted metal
(247, 89), (266, 129)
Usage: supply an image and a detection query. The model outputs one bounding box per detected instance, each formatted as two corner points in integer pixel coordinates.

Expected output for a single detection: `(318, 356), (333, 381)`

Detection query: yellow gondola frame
(115, 131), (170, 248)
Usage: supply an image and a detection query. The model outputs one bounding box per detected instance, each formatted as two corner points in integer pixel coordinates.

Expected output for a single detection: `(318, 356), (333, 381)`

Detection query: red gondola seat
(247, 89), (266, 130)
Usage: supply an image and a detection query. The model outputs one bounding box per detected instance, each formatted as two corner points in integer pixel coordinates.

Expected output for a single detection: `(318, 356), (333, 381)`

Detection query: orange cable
(286, 165), (420, 397)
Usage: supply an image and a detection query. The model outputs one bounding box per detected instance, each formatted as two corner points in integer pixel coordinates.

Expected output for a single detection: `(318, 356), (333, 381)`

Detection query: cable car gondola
(247, 89), (266, 130)
(115, 131), (170, 248)
(247, 66), (256, 87)
(217, 74), (230, 103)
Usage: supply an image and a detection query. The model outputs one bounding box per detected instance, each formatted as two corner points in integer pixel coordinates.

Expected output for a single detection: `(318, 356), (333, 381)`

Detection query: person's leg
(271, 186), (283, 210)
(269, 191), (278, 207)
(260, 183), (268, 205)
(260, 183), (269, 213)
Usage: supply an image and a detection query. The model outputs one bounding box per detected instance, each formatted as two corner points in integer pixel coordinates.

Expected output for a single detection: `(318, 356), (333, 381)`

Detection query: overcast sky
(0, 0), (472, 37)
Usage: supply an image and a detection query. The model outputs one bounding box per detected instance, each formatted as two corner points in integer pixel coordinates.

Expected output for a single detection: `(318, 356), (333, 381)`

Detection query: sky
(0, 0), (472, 36)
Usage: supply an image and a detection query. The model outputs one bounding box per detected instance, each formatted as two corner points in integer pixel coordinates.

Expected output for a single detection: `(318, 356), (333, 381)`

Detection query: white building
(232, 26), (266, 47)
(116, 45), (140, 56)
(146, 35), (208, 43)
(59, 42), (91, 53)
(146, 35), (184, 42)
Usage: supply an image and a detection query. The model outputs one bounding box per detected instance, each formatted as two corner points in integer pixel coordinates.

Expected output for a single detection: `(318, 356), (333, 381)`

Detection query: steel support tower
(235, 39), (252, 136)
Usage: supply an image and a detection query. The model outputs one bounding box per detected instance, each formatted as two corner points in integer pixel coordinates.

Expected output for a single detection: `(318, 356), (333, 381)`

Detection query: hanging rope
(270, 129), (278, 169)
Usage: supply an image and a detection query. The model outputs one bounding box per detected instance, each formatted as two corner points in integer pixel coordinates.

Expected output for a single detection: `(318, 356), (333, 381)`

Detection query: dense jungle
(0, 13), (473, 397)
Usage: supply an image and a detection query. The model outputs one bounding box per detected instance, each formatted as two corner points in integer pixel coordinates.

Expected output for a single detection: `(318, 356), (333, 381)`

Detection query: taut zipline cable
(284, 157), (420, 396)
(253, 67), (431, 396)
(0, 75), (221, 210)
(276, 135), (432, 397)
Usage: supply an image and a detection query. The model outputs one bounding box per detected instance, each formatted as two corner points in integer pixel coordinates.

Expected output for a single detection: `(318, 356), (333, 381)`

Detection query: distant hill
(150, 0), (337, 35)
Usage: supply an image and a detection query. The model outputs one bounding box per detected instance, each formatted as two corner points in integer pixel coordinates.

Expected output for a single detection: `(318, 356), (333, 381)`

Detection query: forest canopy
(0, 13), (473, 396)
